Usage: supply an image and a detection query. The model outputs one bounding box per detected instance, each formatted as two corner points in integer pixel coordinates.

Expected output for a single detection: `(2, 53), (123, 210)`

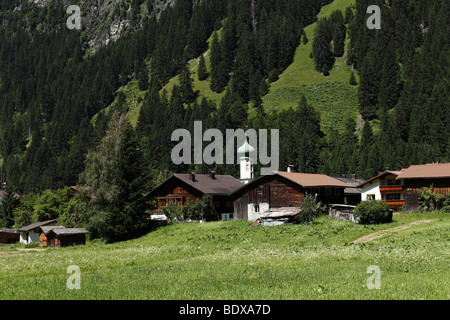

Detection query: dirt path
(352, 219), (436, 244)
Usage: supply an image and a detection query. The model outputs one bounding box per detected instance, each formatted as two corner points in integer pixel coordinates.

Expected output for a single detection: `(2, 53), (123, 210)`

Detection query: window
(386, 193), (400, 200)
(254, 205), (260, 213)
(367, 194), (375, 201)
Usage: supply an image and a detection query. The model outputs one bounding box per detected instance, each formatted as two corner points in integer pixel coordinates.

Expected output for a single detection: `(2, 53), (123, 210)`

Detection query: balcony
(385, 200), (405, 207)
(380, 185), (403, 192)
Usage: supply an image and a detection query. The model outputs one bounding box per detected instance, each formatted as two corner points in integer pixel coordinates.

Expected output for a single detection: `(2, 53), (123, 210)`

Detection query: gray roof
(0, 228), (18, 234)
(51, 228), (89, 236)
(39, 225), (65, 235)
(17, 219), (57, 232)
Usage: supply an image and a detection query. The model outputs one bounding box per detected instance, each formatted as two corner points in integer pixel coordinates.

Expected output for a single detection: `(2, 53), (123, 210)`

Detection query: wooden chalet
(37, 226), (89, 247)
(396, 162), (450, 211)
(144, 172), (243, 220)
(230, 171), (352, 221)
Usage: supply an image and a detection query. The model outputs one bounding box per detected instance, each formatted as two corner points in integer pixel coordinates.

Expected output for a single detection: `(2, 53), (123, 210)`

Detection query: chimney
(352, 174), (356, 180)
(209, 171), (216, 179)
(287, 165), (294, 173)
(190, 172), (196, 181)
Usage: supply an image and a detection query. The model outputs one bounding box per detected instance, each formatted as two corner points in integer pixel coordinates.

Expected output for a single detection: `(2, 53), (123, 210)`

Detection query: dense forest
(0, 0), (448, 240)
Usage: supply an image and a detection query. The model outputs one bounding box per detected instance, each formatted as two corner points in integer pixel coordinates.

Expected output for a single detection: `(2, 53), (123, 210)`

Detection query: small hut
(0, 228), (20, 244)
(38, 226), (89, 247)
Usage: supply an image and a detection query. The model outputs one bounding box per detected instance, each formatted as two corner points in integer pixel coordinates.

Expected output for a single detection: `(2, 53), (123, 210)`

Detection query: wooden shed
(17, 219), (57, 245)
(0, 228), (20, 244)
(38, 226), (89, 247)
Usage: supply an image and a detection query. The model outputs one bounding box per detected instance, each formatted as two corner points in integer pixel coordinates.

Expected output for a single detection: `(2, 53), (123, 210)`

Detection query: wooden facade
(38, 226), (89, 247)
(232, 173), (348, 221)
(0, 229), (19, 244)
(146, 173), (242, 220)
(403, 178), (450, 211)
(45, 233), (87, 247)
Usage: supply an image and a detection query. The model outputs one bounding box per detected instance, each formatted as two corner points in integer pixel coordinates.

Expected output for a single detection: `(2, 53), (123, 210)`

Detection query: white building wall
(361, 180), (381, 201)
(19, 232), (40, 244)
(247, 202), (270, 221)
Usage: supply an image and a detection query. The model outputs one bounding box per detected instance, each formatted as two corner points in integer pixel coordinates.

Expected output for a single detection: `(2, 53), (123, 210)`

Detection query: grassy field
(0, 211), (448, 300)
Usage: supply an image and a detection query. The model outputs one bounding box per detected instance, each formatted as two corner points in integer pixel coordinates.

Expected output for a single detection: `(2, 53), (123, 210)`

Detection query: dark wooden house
(230, 171), (352, 221)
(38, 226), (89, 247)
(0, 229), (19, 244)
(396, 162), (450, 211)
(144, 172), (243, 220)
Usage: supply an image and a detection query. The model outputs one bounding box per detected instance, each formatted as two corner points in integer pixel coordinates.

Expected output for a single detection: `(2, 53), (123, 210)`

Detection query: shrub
(294, 193), (327, 224)
(354, 200), (392, 224)
(418, 185), (445, 211)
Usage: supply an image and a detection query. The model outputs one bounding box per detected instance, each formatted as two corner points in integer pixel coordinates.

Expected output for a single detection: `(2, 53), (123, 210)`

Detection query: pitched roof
(173, 173), (243, 195)
(17, 219), (58, 232)
(356, 171), (403, 188)
(396, 162), (450, 180)
(50, 228), (89, 236)
(38, 226), (89, 236)
(146, 173), (243, 199)
(276, 171), (352, 188)
(39, 225), (65, 235)
(0, 228), (18, 234)
(230, 172), (352, 200)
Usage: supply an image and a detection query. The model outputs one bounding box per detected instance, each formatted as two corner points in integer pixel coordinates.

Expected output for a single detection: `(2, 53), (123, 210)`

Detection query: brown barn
(0, 229), (19, 244)
(396, 162), (450, 211)
(38, 226), (89, 247)
(144, 172), (243, 220)
(231, 171), (352, 221)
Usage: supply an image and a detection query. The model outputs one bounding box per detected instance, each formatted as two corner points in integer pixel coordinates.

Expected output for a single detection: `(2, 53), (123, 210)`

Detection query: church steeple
(237, 137), (255, 184)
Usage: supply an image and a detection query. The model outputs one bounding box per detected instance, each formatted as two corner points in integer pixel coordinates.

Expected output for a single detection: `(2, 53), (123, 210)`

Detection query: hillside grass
(261, 0), (359, 133)
(0, 211), (448, 300)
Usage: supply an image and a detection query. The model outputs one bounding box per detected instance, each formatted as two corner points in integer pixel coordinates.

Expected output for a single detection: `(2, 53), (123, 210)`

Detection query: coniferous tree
(197, 54), (208, 81)
(138, 61), (149, 91)
(179, 63), (195, 104)
(312, 18), (334, 73)
(349, 71), (357, 85)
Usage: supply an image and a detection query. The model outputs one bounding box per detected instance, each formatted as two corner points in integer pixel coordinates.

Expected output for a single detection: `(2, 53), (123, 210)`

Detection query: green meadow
(0, 211), (448, 300)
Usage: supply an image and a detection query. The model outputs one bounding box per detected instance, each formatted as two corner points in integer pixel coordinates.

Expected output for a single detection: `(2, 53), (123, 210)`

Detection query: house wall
(247, 202), (270, 221)
(0, 231), (19, 244)
(361, 180), (381, 201)
(19, 232), (40, 244)
(39, 232), (50, 247)
(403, 178), (450, 211)
(59, 235), (86, 247)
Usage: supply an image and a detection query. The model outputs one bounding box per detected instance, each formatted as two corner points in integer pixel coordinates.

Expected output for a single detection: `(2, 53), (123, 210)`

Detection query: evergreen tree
(377, 41), (401, 111)
(0, 189), (18, 228)
(312, 18), (334, 72)
(349, 71), (357, 85)
(179, 63), (195, 104)
(138, 61), (149, 91)
(197, 54), (208, 81)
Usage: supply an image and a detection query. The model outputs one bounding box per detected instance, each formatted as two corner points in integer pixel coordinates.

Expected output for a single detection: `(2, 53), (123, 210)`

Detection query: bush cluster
(354, 200), (392, 224)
